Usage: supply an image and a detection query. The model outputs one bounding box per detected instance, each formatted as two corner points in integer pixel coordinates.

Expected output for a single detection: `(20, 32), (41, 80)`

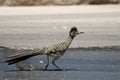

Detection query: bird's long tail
(5, 47), (46, 65)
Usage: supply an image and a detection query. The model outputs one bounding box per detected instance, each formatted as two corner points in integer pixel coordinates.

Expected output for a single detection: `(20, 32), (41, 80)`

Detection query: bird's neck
(65, 36), (74, 47)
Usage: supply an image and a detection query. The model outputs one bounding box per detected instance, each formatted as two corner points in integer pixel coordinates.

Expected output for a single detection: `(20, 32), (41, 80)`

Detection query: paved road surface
(0, 49), (120, 80)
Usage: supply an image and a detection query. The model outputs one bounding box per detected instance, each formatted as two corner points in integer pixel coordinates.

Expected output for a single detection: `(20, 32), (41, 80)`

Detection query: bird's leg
(52, 58), (61, 70)
(45, 55), (49, 70)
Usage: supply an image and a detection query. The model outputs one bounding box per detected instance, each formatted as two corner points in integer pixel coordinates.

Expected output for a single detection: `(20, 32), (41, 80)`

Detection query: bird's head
(69, 27), (84, 38)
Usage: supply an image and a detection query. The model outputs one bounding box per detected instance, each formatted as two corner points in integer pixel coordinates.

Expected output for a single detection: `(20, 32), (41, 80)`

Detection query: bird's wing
(44, 42), (67, 55)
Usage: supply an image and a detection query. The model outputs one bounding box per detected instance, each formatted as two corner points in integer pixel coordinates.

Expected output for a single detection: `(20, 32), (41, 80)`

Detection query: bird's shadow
(42, 68), (80, 71)
(6, 68), (81, 72)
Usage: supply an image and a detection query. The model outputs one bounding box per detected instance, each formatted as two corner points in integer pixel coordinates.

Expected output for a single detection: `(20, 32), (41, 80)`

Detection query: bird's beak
(78, 32), (84, 34)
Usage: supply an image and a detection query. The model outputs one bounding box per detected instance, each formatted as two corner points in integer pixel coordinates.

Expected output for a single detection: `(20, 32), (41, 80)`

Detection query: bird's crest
(69, 27), (78, 34)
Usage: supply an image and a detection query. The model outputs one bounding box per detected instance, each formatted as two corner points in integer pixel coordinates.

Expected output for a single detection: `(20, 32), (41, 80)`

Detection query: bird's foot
(55, 68), (63, 71)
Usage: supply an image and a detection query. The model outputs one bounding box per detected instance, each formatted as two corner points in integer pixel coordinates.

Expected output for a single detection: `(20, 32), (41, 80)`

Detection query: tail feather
(6, 51), (35, 60)
(6, 54), (33, 65)
(5, 47), (46, 65)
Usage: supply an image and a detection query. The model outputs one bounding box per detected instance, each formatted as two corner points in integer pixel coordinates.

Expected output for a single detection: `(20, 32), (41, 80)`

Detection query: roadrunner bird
(5, 27), (84, 70)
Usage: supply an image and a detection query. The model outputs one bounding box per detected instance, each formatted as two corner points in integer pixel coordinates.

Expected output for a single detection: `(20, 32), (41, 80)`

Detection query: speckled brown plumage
(5, 27), (84, 70)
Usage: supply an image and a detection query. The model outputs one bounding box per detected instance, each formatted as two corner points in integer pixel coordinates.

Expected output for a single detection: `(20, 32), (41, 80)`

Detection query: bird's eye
(72, 32), (76, 35)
